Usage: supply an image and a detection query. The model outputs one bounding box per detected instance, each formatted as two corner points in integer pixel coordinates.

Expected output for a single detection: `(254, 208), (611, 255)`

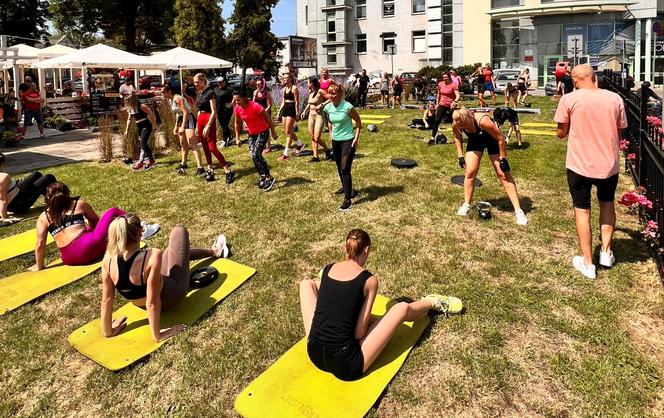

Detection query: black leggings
(137, 120), (154, 162)
(7, 172), (56, 213)
(358, 89), (368, 108)
(431, 105), (452, 137)
(411, 116), (435, 130)
(332, 140), (356, 201)
(217, 110), (233, 141)
(248, 129), (271, 178)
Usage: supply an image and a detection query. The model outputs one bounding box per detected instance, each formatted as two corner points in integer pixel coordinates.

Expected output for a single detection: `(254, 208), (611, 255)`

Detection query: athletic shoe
(572, 256), (596, 279)
(324, 150), (333, 160)
(339, 199), (352, 212)
(176, 167), (186, 175)
(195, 167), (206, 176)
(177, 163), (188, 170)
(143, 160), (156, 171)
(457, 202), (471, 216)
(212, 234), (229, 258)
(515, 209), (528, 225)
(261, 177), (276, 191)
(132, 160), (144, 170)
(599, 250), (615, 268)
(427, 138), (436, 146)
(225, 171), (235, 184)
(308, 156), (320, 163)
(205, 170), (215, 182)
(277, 154), (290, 162)
(140, 222), (160, 240)
(295, 143), (306, 155)
(424, 294), (463, 317)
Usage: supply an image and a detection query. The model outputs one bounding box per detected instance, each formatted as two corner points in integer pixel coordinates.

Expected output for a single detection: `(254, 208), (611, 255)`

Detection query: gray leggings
(160, 225), (211, 309)
(247, 129), (271, 178)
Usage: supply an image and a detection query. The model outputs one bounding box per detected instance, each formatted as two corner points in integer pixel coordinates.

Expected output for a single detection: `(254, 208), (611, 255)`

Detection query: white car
(346, 74), (381, 89)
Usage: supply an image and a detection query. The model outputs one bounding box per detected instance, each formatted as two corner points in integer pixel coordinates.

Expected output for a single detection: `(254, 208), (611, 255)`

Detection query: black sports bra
(46, 197), (86, 236)
(283, 86), (295, 101)
(114, 250), (148, 300)
(463, 115), (493, 140)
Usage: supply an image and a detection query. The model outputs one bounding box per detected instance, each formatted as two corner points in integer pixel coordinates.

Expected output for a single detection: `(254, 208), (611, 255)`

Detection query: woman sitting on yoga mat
(0, 153), (56, 225)
(30, 182), (125, 271)
(299, 229), (462, 381)
(101, 214), (226, 342)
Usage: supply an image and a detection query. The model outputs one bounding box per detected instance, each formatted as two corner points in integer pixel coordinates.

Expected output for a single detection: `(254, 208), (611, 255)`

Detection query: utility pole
(387, 44), (396, 78)
(573, 38), (579, 66)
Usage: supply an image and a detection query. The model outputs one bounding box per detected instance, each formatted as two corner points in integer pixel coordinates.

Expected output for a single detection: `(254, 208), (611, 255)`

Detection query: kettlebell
(477, 202), (492, 220)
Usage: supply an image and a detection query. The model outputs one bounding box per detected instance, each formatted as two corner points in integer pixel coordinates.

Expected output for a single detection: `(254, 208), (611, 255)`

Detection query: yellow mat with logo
(68, 258), (255, 371)
(234, 294), (430, 418)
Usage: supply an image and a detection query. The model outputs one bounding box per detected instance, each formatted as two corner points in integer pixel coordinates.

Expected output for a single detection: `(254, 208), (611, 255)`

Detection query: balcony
(321, 1), (352, 12)
(322, 39), (352, 48)
(487, 0), (638, 19)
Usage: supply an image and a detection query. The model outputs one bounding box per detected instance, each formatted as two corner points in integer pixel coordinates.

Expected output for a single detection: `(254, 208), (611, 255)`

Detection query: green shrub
(43, 115), (72, 131)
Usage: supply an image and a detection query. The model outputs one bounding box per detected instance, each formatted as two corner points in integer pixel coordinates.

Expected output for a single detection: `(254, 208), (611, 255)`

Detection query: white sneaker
(599, 250), (615, 268)
(140, 222), (160, 240)
(457, 203), (471, 216)
(213, 234), (229, 258)
(515, 209), (528, 225)
(572, 256), (596, 279)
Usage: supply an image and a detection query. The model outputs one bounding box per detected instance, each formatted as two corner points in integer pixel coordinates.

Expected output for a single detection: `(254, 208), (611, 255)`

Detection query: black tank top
(129, 105), (148, 121)
(463, 115), (493, 142)
(309, 263), (372, 346)
(283, 86), (295, 101)
(255, 93), (268, 109)
(113, 250), (148, 300)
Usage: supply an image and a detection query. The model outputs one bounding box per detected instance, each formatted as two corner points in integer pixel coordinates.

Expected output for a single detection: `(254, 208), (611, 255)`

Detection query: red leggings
(196, 112), (227, 167)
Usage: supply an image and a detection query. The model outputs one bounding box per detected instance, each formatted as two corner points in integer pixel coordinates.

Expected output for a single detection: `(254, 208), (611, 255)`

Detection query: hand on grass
(158, 324), (187, 342)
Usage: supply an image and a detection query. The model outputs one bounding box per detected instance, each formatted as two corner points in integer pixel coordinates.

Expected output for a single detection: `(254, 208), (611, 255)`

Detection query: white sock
(283, 148), (289, 157)
(295, 140), (303, 147)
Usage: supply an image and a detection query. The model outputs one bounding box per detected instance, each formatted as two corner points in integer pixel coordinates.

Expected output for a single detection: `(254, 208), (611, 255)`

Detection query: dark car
(545, 78), (557, 96)
(138, 74), (162, 89)
(399, 72), (418, 85)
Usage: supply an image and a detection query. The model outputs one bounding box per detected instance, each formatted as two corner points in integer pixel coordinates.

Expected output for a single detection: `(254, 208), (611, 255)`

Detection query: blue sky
(222, 0), (297, 37)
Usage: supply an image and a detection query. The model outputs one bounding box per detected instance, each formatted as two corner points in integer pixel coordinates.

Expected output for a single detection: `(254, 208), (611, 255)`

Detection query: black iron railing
(603, 70), (664, 277)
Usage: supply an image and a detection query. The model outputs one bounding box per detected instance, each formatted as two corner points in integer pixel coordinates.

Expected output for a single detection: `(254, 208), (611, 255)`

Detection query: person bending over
(101, 214), (227, 342)
(299, 229), (462, 381)
(493, 107), (522, 147)
(31, 182), (126, 270)
(162, 83), (204, 175)
(0, 153), (56, 225)
(504, 82), (519, 108)
(233, 88), (279, 191)
(452, 107), (528, 225)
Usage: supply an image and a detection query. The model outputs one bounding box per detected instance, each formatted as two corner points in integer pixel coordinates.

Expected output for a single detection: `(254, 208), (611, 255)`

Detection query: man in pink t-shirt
(554, 64), (628, 279)
(428, 72), (459, 145)
(233, 89), (279, 191)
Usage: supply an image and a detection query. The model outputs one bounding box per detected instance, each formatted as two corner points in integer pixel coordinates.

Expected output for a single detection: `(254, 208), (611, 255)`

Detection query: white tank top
(170, 95), (191, 117)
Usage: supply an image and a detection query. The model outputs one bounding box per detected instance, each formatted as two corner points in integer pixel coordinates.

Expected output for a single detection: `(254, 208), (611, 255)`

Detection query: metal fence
(603, 70), (664, 271)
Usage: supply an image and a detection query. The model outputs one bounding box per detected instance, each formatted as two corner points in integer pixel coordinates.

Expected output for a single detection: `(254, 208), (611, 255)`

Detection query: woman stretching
(277, 73), (305, 161)
(124, 95), (158, 171)
(162, 83), (204, 175)
(233, 89), (279, 191)
(101, 214), (226, 342)
(304, 77), (332, 163)
(252, 78), (273, 154)
(194, 73), (234, 183)
(0, 153), (56, 225)
(324, 84), (362, 212)
(31, 182), (126, 270)
(299, 229), (462, 381)
(451, 107), (528, 225)
(410, 101), (436, 131)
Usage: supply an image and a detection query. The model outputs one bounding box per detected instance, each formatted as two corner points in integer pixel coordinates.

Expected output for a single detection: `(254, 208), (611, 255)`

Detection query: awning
(487, 0), (638, 19)
(147, 46), (232, 70)
(32, 43), (153, 69)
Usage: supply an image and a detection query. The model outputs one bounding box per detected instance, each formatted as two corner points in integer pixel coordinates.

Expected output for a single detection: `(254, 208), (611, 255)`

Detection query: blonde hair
(346, 229), (371, 259)
(452, 106), (473, 127)
(328, 84), (345, 100)
(194, 73), (208, 88)
(107, 213), (142, 257)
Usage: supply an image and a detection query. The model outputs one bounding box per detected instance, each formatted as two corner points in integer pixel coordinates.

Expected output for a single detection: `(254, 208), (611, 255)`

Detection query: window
(491, 0), (521, 7)
(442, 0), (453, 65)
(382, 36), (396, 54)
(327, 47), (337, 64)
(327, 14), (336, 42)
(412, 31), (425, 53)
(383, 0), (394, 17)
(356, 0), (366, 19)
(412, 0), (425, 14)
(356, 34), (367, 54)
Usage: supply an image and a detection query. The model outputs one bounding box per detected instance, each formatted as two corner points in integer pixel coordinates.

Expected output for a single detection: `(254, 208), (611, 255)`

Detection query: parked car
(545, 77), (557, 96)
(138, 74), (162, 89)
(492, 69), (521, 95)
(399, 72), (418, 85)
(346, 73), (381, 89)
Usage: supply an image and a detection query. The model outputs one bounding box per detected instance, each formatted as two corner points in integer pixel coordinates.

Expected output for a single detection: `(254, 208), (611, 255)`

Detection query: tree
(0, 0), (49, 46)
(48, 0), (174, 52)
(227, 0), (283, 83)
(173, 0), (226, 56)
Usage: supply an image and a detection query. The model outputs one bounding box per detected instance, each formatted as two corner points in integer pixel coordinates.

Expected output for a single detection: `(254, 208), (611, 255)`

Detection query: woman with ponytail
(101, 216), (227, 342)
(30, 182), (126, 271)
(298, 229), (463, 381)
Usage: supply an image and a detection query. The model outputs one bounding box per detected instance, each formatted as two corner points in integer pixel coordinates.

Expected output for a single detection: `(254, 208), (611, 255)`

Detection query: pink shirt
(234, 101), (269, 135)
(437, 81), (458, 108)
(554, 88), (627, 178)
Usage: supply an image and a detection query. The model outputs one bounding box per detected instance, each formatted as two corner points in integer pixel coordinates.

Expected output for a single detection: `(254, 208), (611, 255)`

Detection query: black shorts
(566, 169), (619, 209)
(307, 338), (364, 382)
(282, 102), (296, 118)
(466, 134), (499, 155)
(175, 113), (196, 130)
(517, 82), (527, 93)
(476, 82), (486, 93)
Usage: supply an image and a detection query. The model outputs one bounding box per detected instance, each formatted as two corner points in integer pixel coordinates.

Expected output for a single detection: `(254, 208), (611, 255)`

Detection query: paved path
(0, 129), (104, 174)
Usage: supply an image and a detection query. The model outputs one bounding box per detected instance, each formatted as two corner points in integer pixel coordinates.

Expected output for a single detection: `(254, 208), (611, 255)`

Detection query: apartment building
(296, 0), (662, 87)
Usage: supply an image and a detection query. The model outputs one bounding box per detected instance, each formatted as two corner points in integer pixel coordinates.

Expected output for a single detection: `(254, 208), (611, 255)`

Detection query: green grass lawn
(1, 96), (662, 417)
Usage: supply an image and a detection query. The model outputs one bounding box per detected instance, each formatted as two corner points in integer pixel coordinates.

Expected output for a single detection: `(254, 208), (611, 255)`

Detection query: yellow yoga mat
(0, 229), (53, 262)
(360, 120), (386, 125)
(68, 258), (256, 371)
(0, 259), (101, 315)
(520, 129), (557, 137)
(521, 122), (556, 128)
(235, 295), (430, 418)
(358, 115), (392, 119)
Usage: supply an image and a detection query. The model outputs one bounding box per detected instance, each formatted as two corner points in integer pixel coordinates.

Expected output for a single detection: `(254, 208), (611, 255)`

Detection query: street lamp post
(387, 44), (396, 77)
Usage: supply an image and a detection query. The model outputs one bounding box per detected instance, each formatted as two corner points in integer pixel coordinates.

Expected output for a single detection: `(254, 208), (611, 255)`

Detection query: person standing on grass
(323, 84), (362, 212)
(233, 89), (278, 191)
(214, 76), (234, 148)
(252, 78), (273, 153)
(22, 83), (45, 139)
(558, 66), (574, 97)
(483, 63), (497, 106)
(452, 106), (528, 226)
(277, 73), (305, 162)
(554, 64), (627, 279)
(517, 68), (530, 105)
(380, 73), (390, 107)
(429, 72), (460, 146)
(194, 73), (234, 183)
(124, 95), (158, 171)
(305, 77), (332, 163)
(299, 228), (462, 381)
(162, 83), (204, 175)
(470, 64), (487, 108)
(390, 75), (403, 109)
(354, 69), (370, 109)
